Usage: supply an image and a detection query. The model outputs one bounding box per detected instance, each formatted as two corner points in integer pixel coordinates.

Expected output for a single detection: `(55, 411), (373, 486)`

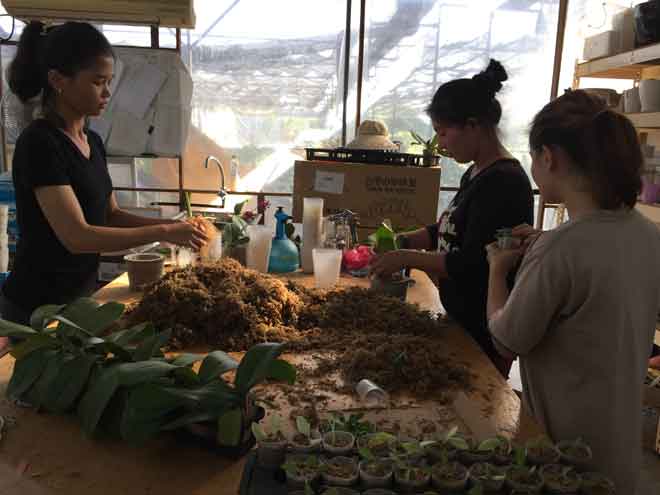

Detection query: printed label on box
(314, 171), (344, 194)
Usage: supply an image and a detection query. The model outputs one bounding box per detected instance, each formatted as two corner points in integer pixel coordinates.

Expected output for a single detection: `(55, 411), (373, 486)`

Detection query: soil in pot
(526, 439), (561, 465)
(359, 459), (394, 488)
(291, 431), (322, 454)
(506, 465), (544, 493)
(580, 472), (615, 495)
(430, 461), (468, 491)
(425, 442), (460, 464)
(283, 453), (321, 489)
(557, 439), (593, 470)
(491, 437), (513, 465)
(541, 463), (582, 494)
(256, 430), (287, 468)
(321, 456), (359, 487)
(322, 431), (355, 456)
(394, 465), (431, 492)
(468, 462), (506, 492)
(320, 488), (360, 495)
(358, 432), (397, 459)
(459, 438), (494, 465)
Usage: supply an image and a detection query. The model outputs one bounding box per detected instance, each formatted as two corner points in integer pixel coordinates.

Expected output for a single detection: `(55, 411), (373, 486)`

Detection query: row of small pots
(284, 455), (615, 495)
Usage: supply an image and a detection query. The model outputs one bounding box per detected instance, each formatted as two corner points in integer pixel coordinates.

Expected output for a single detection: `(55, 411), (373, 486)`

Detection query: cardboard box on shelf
(292, 160), (442, 238)
(583, 30), (619, 60)
(612, 8), (635, 53)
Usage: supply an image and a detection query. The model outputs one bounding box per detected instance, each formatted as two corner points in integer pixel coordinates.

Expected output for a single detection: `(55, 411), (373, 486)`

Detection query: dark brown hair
(426, 59), (508, 127)
(529, 89), (642, 209)
(7, 21), (113, 122)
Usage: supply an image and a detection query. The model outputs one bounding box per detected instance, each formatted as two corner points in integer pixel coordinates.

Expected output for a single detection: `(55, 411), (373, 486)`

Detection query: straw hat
(346, 120), (398, 150)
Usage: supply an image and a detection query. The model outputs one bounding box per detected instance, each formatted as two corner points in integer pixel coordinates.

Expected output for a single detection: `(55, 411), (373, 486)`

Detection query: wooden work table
(0, 269), (542, 495)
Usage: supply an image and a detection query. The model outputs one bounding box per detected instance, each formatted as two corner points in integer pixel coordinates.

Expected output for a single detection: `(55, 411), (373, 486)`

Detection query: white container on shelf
(246, 225), (272, 273)
(301, 197), (324, 273)
(612, 8), (635, 54)
(640, 80), (660, 112)
(624, 87), (642, 113)
(583, 30), (619, 60)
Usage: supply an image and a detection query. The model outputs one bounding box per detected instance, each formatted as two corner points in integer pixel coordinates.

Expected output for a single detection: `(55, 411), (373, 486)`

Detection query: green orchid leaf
(198, 351), (239, 384)
(234, 342), (285, 395)
(10, 334), (58, 361)
(6, 347), (54, 399)
(29, 304), (65, 331)
(0, 318), (39, 338)
(217, 408), (243, 446)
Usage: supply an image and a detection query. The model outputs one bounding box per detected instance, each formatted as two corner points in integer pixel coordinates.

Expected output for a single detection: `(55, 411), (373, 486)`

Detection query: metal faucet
(204, 155), (227, 208)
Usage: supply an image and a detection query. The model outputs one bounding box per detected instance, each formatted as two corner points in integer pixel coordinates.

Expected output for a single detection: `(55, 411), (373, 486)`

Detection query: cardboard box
(292, 160), (442, 236)
(583, 30), (619, 60)
(612, 8), (635, 53)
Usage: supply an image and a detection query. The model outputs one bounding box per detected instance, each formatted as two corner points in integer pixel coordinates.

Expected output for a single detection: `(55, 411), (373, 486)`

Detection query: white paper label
(314, 171), (345, 194)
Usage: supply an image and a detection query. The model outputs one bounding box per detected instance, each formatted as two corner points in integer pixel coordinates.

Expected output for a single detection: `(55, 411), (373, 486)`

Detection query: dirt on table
(126, 258), (475, 399)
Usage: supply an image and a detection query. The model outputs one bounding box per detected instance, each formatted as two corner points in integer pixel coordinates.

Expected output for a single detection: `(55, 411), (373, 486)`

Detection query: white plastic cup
(206, 231), (223, 261)
(302, 198), (324, 273)
(246, 225), (272, 273)
(312, 248), (342, 289)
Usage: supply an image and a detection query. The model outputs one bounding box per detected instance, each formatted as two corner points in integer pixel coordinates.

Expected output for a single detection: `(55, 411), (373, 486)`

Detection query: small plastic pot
(322, 431), (355, 456)
(284, 454), (320, 489)
(357, 433), (397, 459)
(430, 461), (468, 491)
(424, 442), (459, 463)
(468, 462), (506, 492)
(290, 431), (322, 454)
(319, 488), (360, 495)
(459, 448), (493, 466)
(255, 436), (287, 468)
(580, 472), (615, 495)
(557, 440), (593, 471)
(321, 456), (359, 487)
(362, 490), (397, 495)
(541, 464), (583, 494)
(505, 466), (544, 493)
(526, 444), (561, 466)
(394, 466), (430, 492)
(359, 459), (393, 488)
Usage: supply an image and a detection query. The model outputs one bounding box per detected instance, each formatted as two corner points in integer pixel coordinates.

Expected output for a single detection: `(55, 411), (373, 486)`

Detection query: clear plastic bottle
(230, 155), (240, 187)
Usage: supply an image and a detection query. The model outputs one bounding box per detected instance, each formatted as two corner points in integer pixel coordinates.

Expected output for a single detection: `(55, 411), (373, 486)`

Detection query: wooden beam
(355, 0), (366, 135)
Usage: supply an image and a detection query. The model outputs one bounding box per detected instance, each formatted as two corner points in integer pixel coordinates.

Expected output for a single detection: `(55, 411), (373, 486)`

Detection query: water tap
(204, 155), (227, 208)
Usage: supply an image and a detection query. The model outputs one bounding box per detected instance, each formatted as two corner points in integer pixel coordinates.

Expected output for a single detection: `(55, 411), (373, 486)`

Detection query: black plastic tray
(305, 148), (439, 167)
(238, 451), (288, 495)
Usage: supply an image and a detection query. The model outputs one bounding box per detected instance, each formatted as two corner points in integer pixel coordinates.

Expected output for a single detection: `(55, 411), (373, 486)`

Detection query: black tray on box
(305, 148), (439, 167)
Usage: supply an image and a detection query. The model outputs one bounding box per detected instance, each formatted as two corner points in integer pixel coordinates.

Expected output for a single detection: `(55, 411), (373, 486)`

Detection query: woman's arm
(35, 185), (208, 253)
(370, 249), (448, 278)
(397, 227), (433, 250)
(105, 193), (179, 228)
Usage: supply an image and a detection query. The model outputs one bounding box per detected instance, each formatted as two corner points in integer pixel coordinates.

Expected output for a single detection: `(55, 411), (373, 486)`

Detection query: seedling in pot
(291, 415), (321, 453)
(506, 465), (543, 493)
(580, 471), (616, 495)
(319, 488), (360, 495)
(468, 462), (506, 492)
(321, 411), (375, 438)
(282, 454), (321, 489)
(525, 435), (561, 465)
(361, 490), (397, 495)
(359, 456), (394, 488)
(425, 425), (469, 463)
(459, 437), (497, 465)
(394, 461), (431, 492)
(541, 464), (582, 494)
(489, 435), (513, 465)
(430, 459), (469, 491)
(320, 456), (359, 487)
(557, 437), (593, 470)
(358, 432), (397, 459)
(252, 415), (287, 468)
(322, 415), (355, 455)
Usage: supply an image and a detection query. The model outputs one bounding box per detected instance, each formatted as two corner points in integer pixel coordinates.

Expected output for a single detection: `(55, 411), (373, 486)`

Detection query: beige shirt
(490, 209), (660, 492)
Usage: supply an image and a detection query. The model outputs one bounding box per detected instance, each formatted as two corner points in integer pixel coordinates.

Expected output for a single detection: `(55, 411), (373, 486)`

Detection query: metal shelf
(577, 42), (660, 79)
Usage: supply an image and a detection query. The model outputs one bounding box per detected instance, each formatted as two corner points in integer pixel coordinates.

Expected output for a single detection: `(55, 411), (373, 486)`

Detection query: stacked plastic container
(0, 172), (17, 277)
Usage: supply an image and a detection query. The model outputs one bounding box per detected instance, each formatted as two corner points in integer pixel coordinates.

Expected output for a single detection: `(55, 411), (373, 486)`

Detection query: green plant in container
(409, 131), (442, 166)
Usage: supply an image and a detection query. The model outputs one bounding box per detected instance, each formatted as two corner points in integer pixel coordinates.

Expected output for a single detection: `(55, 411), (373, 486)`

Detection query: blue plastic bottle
(267, 207), (299, 273)
(0, 172), (17, 254)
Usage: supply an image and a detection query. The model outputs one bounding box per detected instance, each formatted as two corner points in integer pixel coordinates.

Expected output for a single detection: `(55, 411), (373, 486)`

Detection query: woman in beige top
(486, 89), (660, 492)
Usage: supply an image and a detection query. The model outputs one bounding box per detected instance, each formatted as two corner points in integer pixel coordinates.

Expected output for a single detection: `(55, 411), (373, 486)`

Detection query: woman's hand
(164, 220), (210, 250)
(512, 223), (541, 252)
(370, 250), (411, 277)
(486, 242), (523, 274)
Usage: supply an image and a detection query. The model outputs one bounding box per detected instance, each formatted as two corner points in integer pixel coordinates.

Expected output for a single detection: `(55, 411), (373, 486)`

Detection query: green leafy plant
(409, 130), (440, 155)
(0, 298), (296, 448)
(251, 414), (284, 443)
(321, 412), (375, 438)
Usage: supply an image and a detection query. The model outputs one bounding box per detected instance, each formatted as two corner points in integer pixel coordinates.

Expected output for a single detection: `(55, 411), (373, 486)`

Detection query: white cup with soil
(459, 438), (495, 465)
(430, 460), (469, 491)
(394, 463), (431, 492)
(468, 462), (506, 492)
(556, 438), (593, 471)
(357, 432), (397, 460)
(290, 416), (322, 454)
(358, 458), (394, 488)
(540, 464), (583, 494)
(321, 456), (359, 487)
(505, 465), (544, 493)
(322, 430), (355, 456)
(282, 453), (321, 489)
(124, 253), (165, 290)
